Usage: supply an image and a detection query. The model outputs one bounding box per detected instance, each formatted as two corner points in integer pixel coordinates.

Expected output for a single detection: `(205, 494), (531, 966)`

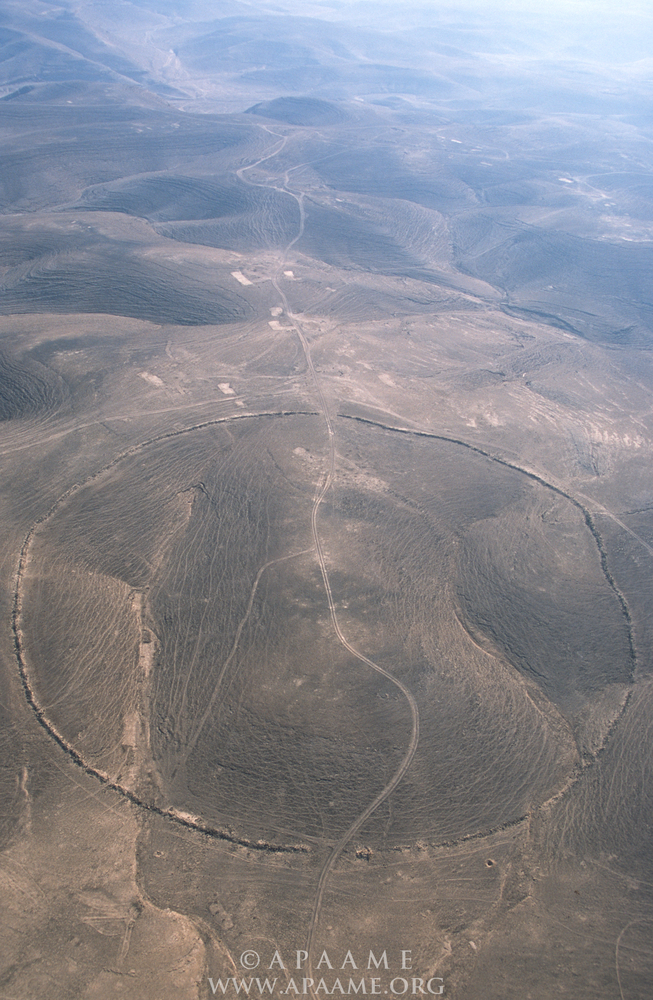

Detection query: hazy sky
(277, 0), (653, 65)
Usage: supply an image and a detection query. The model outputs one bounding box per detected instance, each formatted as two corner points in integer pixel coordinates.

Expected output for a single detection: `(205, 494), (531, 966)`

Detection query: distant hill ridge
(245, 96), (349, 125)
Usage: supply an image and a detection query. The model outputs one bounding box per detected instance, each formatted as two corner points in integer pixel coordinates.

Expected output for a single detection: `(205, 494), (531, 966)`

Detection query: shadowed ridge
(245, 96), (349, 126)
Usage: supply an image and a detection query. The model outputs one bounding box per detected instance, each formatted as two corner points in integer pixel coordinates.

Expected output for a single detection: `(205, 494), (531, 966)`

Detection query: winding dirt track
(10, 127), (647, 984)
(238, 130), (421, 970)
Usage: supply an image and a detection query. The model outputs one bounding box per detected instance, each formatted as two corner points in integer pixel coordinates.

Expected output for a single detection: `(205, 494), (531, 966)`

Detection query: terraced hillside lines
(0, 348), (68, 421)
(337, 413), (637, 677)
(11, 410), (321, 854)
(0, 241), (255, 326)
(177, 545), (314, 770)
(14, 409), (417, 850)
(14, 400), (631, 824)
